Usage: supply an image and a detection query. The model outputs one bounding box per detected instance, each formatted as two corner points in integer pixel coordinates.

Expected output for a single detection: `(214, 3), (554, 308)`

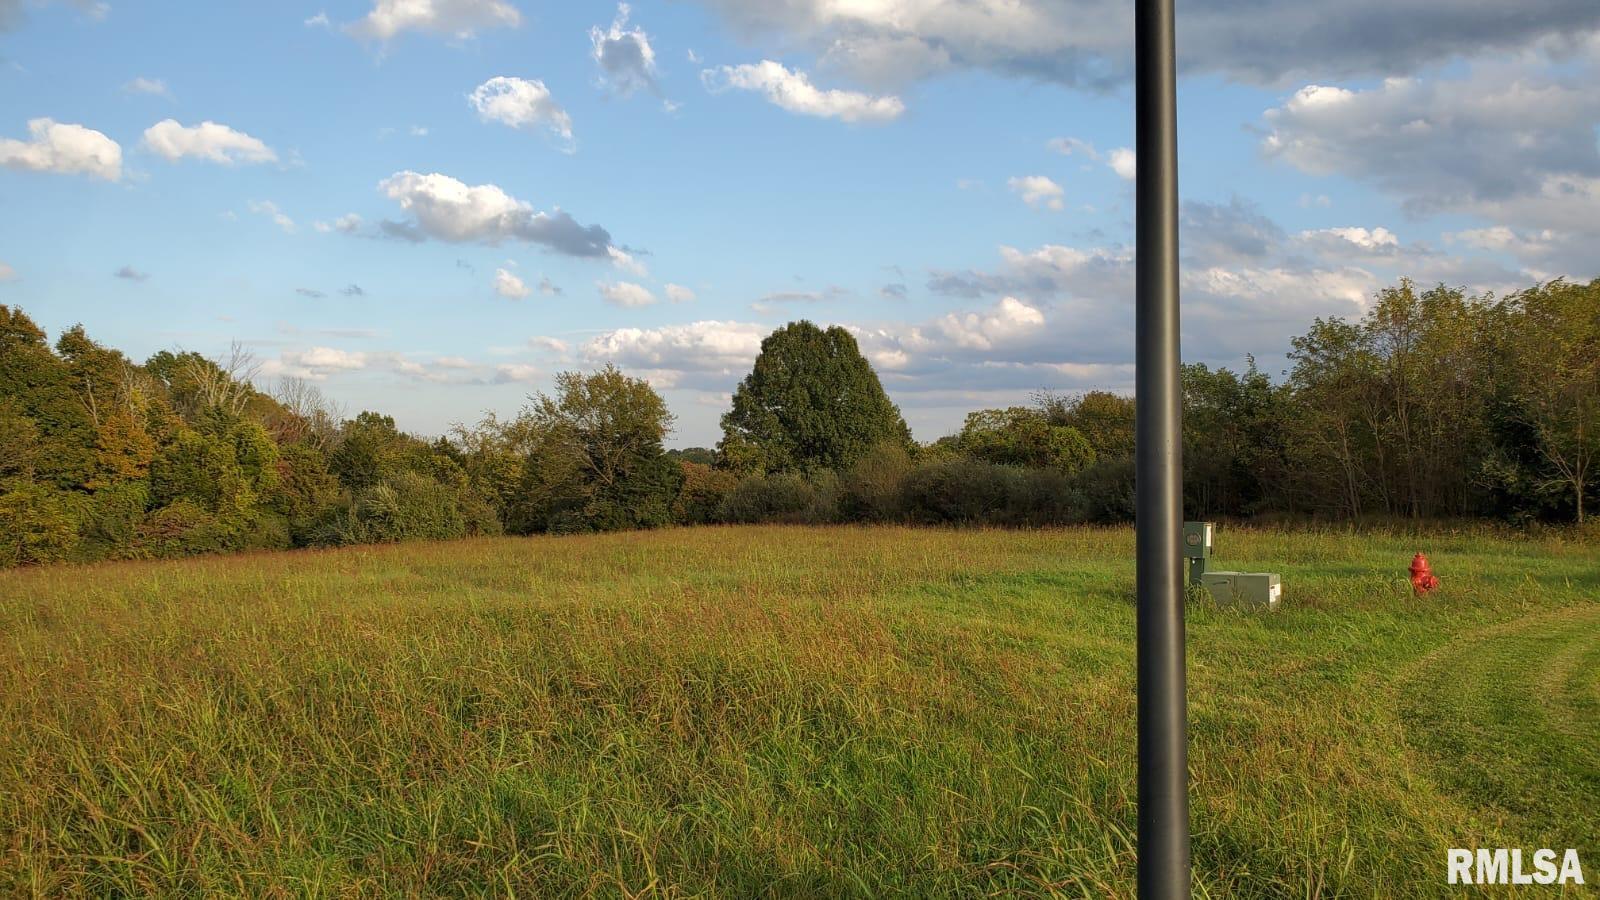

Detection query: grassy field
(1, 525), (1596, 897)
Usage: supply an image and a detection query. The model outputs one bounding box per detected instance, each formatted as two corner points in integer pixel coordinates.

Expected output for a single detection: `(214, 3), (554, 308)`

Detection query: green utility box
(1199, 571), (1282, 610)
(1184, 521), (1283, 609)
(1182, 521), (1214, 582)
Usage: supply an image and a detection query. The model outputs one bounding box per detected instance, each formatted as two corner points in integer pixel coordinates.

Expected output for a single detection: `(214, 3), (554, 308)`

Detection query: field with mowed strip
(2, 525), (1596, 897)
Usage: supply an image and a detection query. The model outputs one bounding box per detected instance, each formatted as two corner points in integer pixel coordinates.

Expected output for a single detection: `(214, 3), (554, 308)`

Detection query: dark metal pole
(1134, 0), (1189, 894)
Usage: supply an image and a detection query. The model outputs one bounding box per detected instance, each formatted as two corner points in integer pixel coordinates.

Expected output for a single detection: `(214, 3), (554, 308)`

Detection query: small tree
(721, 321), (911, 473)
(956, 406), (1095, 473)
(514, 366), (681, 532)
(1502, 280), (1600, 523)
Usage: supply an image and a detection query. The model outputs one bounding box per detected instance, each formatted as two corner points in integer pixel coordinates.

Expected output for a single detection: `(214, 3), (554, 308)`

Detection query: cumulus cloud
(664, 283), (696, 303)
(691, 0), (1600, 87)
(468, 76), (573, 143)
(494, 267), (531, 298)
(1048, 138), (1135, 181)
(1262, 64), (1600, 275)
(597, 280), (656, 307)
(122, 77), (169, 97)
(314, 213), (363, 234)
(143, 119), (276, 165)
(249, 200), (296, 233)
(378, 170), (617, 258)
(0, 262), (17, 282)
(113, 265), (148, 281)
(494, 363), (540, 383)
(0, 118), (121, 180)
(1107, 148), (1136, 181)
(348, 0), (520, 42)
(581, 320), (768, 386)
(590, 4), (659, 97)
(1008, 175), (1064, 211)
(701, 60), (904, 122)
(607, 246), (649, 276)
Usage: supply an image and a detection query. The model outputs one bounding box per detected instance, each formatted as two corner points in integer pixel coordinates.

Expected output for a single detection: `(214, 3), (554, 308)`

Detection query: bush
(1077, 457), (1137, 523)
(0, 483), (79, 566)
(719, 472), (830, 524)
(340, 472), (468, 544)
(674, 462), (739, 525)
(76, 480), (151, 557)
(840, 443), (912, 522)
(1011, 467), (1087, 526)
(901, 458), (1022, 525)
(131, 500), (233, 558)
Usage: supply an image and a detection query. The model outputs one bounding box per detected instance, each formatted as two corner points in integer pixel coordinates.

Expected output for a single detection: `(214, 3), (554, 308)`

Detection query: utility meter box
(1182, 521), (1213, 559)
(1183, 521), (1214, 582)
(1200, 571), (1282, 610)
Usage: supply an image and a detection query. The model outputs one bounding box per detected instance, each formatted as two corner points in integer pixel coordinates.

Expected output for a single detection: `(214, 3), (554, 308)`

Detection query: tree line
(1, 276), (1594, 566)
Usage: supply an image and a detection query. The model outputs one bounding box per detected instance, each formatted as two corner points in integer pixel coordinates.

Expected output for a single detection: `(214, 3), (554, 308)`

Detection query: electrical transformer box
(1199, 571), (1282, 610)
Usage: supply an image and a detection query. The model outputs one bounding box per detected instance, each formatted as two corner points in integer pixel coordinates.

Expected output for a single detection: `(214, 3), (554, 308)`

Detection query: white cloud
(0, 262), (15, 282)
(348, 0), (520, 42)
(1008, 175), (1064, 211)
(664, 283), (696, 303)
(932, 296), (1045, 350)
(582, 320), (766, 379)
(597, 280), (656, 307)
(1107, 148), (1136, 181)
(494, 362), (540, 383)
(1047, 137), (1098, 158)
(1262, 64), (1600, 274)
(304, 11), (330, 28)
(283, 346), (368, 378)
(122, 76), (169, 97)
(494, 267), (531, 298)
(530, 336), (569, 354)
(142, 119), (276, 165)
(701, 60), (904, 122)
(0, 118), (122, 181)
(248, 200), (295, 233)
(692, 0), (1600, 87)
(314, 213), (362, 234)
(607, 246), (648, 276)
(468, 76), (573, 142)
(1299, 226), (1399, 251)
(1047, 138), (1134, 181)
(377, 170), (616, 258)
(590, 4), (659, 97)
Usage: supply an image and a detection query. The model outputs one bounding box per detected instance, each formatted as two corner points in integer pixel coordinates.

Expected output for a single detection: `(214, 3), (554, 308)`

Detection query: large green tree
(1495, 279), (1600, 523)
(720, 321), (911, 473)
(511, 365), (682, 532)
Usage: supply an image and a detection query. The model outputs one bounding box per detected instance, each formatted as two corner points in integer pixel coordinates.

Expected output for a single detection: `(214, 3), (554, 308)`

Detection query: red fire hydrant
(1409, 553), (1440, 595)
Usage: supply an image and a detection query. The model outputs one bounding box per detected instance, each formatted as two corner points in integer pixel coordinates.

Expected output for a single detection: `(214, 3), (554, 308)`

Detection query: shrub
(343, 472), (468, 544)
(840, 443), (913, 522)
(76, 480), (151, 557)
(131, 500), (233, 558)
(719, 472), (824, 524)
(0, 483), (79, 566)
(1077, 457), (1137, 523)
(901, 458), (1022, 525)
(674, 462), (739, 525)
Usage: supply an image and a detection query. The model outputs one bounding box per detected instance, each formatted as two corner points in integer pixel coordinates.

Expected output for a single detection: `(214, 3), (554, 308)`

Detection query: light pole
(1134, 0), (1189, 895)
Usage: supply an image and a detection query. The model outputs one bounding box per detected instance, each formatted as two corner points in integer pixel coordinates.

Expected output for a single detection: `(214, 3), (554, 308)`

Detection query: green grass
(1, 525), (1595, 897)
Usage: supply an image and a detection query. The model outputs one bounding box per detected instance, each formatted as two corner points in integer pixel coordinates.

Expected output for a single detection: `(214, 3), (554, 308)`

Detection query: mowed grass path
(1, 526), (1595, 897)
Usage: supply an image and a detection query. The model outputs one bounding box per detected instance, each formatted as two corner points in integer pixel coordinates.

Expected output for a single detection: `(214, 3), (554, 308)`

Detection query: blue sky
(2, 1), (1597, 445)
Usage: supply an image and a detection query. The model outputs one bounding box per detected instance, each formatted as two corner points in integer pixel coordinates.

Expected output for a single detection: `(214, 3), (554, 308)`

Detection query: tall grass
(1, 526), (1595, 896)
